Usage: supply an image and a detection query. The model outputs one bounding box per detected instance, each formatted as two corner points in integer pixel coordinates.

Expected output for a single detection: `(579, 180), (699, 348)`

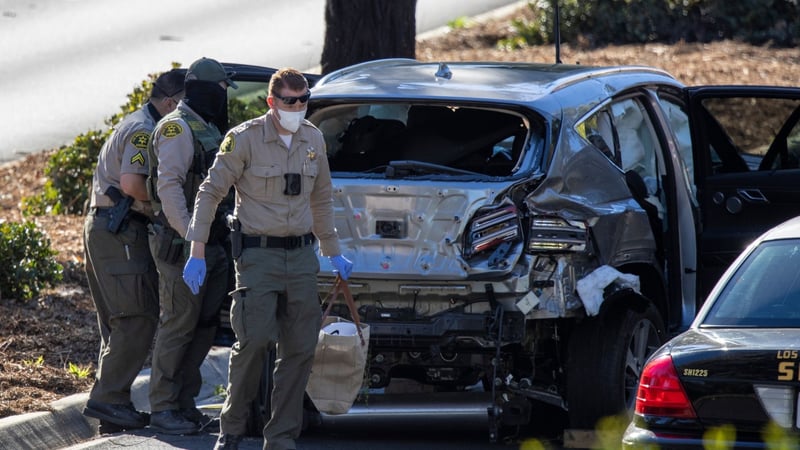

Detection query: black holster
(104, 186), (134, 234)
(208, 214), (231, 246)
(156, 225), (184, 264)
(227, 215), (242, 258)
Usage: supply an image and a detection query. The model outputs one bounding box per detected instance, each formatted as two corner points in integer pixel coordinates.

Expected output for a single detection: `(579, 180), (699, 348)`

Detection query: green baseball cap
(186, 57), (238, 89)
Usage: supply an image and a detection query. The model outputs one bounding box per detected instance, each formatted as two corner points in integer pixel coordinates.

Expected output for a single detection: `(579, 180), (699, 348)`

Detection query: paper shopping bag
(306, 315), (370, 414)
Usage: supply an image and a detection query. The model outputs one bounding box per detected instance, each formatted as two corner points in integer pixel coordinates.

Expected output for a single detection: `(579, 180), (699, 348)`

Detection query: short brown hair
(269, 68), (308, 96)
(151, 68), (186, 99)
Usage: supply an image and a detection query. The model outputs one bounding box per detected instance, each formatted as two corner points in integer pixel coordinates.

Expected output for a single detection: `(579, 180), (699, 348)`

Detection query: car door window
(579, 98), (662, 196)
(656, 97), (696, 198)
(227, 80), (271, 128)
(698, 97), (800, 174)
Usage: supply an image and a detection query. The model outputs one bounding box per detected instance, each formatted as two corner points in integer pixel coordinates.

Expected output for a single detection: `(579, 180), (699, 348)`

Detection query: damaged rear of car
(303, 59), (688, 439)
(302, 58), (800, 439)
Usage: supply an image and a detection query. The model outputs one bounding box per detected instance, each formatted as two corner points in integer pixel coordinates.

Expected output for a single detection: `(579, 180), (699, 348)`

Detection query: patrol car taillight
(635, 354), (696, 419)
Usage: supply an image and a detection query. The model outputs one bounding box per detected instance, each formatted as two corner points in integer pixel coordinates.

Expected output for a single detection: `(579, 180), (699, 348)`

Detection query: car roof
(311, 58), (682, 109)
(222, 62), (322, 86)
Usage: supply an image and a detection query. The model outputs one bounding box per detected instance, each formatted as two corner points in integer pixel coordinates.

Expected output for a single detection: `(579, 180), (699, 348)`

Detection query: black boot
(149, 409), (200, 435)
(180, 406), (219, 432)
(83, 399), (147, 429)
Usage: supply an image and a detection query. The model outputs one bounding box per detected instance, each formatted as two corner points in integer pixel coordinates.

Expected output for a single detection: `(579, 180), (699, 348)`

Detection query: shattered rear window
(310, 103), (543, 178)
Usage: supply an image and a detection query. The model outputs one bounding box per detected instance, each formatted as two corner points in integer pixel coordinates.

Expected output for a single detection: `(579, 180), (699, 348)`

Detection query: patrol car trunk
(666, 329), (800, 436)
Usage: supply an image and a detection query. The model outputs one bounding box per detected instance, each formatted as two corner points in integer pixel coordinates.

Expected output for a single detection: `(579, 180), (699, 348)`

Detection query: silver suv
(295, 59), (800, 438)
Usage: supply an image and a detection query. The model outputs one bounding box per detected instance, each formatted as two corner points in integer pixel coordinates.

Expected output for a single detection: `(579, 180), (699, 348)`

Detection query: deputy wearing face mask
(182, 67), (352, 450)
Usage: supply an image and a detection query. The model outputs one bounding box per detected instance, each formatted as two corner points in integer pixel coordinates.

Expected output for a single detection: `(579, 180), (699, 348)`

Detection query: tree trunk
(321, 0), (417, 75)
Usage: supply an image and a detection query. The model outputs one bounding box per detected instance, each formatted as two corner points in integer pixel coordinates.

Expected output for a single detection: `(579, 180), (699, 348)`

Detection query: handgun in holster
(155, 224), (184, 265)
(104, 186), (134, 234)
(227, 214), (242, 258)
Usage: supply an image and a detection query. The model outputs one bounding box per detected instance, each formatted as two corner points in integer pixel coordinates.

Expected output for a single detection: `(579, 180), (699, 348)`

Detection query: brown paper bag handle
(321, 275), (366, 346)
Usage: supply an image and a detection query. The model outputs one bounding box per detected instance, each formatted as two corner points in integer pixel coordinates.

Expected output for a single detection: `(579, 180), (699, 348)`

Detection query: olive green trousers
(84, 211), (159, 405)
(147, 227), (229, 412)
(220, 245), (321, 450)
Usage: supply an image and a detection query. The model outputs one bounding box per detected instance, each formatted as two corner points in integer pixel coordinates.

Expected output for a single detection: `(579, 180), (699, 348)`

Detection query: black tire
(246, 347), (276, 436)
(566, 301), (664, 430)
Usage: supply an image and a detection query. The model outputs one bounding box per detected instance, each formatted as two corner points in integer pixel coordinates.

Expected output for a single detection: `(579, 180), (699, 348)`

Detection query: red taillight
(635, 354), (697, 418)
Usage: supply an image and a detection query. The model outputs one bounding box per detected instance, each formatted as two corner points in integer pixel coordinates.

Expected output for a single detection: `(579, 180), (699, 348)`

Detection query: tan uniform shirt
(150, 102), (207, 238)
(186, 111), (341, 257)
(90, 104), (158, 216)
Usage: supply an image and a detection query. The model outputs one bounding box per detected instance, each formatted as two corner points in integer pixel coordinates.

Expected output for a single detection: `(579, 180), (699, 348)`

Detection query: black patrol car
(623, 215), (800, 449)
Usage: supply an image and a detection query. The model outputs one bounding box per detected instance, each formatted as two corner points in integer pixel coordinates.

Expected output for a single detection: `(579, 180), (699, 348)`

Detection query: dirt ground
(1, 4), (799, 418)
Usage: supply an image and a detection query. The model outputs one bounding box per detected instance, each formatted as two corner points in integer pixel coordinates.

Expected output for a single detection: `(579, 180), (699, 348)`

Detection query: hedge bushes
(20, 65), (266, 218)
(0, 221), (63, 301)
(502, 0), (799, 49)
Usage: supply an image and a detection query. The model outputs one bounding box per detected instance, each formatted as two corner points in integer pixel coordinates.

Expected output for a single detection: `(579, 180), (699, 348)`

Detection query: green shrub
(503, 0), (799, 48)
(0, 221), (63, 301)
(228, 96), (270, 129)
(499, 1), (585, 50)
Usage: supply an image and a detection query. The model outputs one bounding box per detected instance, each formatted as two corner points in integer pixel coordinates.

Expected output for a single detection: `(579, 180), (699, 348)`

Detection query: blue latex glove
(329, 255), (353, 280)
(182, 257), (206, 295)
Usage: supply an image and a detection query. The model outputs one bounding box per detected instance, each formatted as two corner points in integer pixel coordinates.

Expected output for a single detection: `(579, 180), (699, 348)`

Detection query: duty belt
(242, 233), (315, 250)
(92, 207), (150, 225)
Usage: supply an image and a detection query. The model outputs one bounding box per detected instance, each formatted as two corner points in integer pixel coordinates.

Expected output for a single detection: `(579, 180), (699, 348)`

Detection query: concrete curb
(0, 393), (96, 450)
(0, 346), (230, 450)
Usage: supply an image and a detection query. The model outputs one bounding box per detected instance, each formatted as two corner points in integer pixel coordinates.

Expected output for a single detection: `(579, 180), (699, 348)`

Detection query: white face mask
(277, 109), (306, 133)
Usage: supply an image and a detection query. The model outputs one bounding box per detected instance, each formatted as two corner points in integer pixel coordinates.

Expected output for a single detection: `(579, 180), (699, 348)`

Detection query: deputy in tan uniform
(82, 69), (184, 431)
(182, 67), (352, 450)
(146, 57), (237, 435)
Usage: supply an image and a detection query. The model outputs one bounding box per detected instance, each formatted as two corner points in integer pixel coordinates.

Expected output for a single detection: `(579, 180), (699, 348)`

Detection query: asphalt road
(65, 409), (567, 450)
(65, 424), (553, 450)
(0, 0), (521, 162)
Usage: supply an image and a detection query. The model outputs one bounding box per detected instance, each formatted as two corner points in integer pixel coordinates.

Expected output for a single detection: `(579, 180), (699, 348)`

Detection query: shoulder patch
(220, 135), (235, 154)
(162, 122), (183, 138)
(130, 151), (146, 166)
(130, 131), (150, 149)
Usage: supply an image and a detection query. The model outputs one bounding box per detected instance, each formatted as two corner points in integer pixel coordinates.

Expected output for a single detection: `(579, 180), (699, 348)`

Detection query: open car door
(686, 86), (800, 301)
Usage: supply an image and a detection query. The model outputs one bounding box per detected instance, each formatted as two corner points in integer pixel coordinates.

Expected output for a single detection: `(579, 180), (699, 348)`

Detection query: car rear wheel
(566, 300), (664, 430)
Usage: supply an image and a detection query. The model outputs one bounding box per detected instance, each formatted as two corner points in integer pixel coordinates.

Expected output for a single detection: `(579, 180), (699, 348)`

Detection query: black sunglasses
(274, 91), (311, 105)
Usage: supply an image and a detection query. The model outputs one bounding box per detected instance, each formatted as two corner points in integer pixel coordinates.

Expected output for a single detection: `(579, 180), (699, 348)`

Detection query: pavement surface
(0, 0), (521, 162)
(0, 346), (516, 450)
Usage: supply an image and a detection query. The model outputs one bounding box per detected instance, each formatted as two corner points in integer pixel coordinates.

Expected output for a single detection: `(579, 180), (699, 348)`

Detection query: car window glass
(699, 97), (800, 174)
(759, 107), (800, 170)
(310, 103), (542, 177)
(227, 80), (271, 128)
(656, 97), (696, 199)
(579, 98), (663, 195)
(703, 239), (800, 327)
(788, 121), (800, 166)
(576, 108), (619, 164)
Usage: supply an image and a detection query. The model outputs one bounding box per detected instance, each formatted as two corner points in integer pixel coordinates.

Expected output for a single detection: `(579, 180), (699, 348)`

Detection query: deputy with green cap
(146, 56), (237, 435)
